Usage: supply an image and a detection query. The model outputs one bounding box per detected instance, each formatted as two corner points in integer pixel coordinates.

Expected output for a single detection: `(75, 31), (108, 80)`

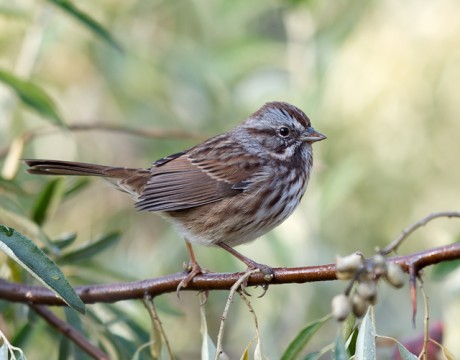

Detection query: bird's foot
(176, 260), (209, 297)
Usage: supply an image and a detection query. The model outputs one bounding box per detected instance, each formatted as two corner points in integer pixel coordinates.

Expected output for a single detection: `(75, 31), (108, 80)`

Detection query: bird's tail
(24, 159), (150, 196)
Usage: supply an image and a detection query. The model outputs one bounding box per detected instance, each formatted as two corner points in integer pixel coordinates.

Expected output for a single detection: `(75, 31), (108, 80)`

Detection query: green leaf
(355, 307), (376, 360)
(346, 327), (359, 356)
(64, 308), (88, 360)
(280, 314), (331, 360)
(31, 178), (65, 226)
(301, 352), (321, 360)
(47, 0), (122, 52)
(51, 232), (78, 250)
(58, 336), (71, 360)
(396, 342), (418, 360)
(0, 343), (8, 359)
(333, 334), (349, 360)
(0, 205), (57, 253)
(63, 178), (91, 198)
(58, 231), (121, 264)
(0, 69), (64, 125)
(0, 225), (85, 314)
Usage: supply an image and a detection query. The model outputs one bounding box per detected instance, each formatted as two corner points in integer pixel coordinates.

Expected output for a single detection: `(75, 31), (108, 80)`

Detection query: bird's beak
(301, 127), (327, 143)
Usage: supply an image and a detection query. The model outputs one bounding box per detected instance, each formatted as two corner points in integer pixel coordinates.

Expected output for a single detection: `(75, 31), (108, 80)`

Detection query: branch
(0, 244), (458, 306)
(30, 304), (109, 359)
(0, 123), (203, 159)
(380, 211), (460, 255)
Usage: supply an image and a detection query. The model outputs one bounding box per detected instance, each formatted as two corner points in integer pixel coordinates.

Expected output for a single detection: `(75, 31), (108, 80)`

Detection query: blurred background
(1, 0), (460, 358)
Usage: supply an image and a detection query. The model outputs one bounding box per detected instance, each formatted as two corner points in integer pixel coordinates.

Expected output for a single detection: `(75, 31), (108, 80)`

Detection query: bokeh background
(1, 0), (460, 358)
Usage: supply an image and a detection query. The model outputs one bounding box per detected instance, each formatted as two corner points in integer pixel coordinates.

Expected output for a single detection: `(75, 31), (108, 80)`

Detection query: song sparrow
(25, 101), (326, 287)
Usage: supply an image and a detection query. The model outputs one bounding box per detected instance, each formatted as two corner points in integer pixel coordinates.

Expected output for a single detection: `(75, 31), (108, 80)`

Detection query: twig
(142, 294), (174, 360)
(419, 283), (429, 360)
(215, 269), (258, 359)
(30, 304), (109, 360)
(238, 291), (262, 357)
(0, 124), (203, 159)
(0, 243), (459, 306)
(380, 211), (460, 255)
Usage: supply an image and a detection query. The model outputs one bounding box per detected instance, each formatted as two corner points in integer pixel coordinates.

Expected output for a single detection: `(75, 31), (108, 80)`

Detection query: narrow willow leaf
(52, 232), (78, 250)
(0, 69), (64, 125)
(58, 337), (71, 360)
(346, 327), (359, 356)
(31, 178), (65, 226)
(1, 136), (24, 180)
(333, 334), (349, 360)
(396, 342), (418, 360)
(0, 205), (56, 253)
(0, 225), (85, 314)
(342, 314), (357, 343)
(200, 298), (216, 360)
(254, 339), (262, 360)
(302, 352), (321, 360)
(64, 308), (86, 360)
(239, 347), (249, 360)
(47, 0), (122, 52)
(280, 314), (331, 360)
(63, 178), (90, 198)
(0, 343), (7, 359)
(355, 308), (376, 360)
(58, 232), (121, 264)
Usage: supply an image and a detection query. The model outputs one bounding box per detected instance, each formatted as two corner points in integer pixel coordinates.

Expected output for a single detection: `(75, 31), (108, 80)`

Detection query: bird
(25, 101), (326, 288)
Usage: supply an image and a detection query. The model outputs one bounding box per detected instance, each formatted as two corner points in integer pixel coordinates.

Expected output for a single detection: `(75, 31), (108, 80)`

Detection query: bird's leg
(177, 241), (208, 294)
(217, 243), (274, 282)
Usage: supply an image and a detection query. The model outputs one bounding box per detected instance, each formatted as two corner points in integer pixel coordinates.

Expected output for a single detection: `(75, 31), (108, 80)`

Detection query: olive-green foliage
(1, 0), (460, 358)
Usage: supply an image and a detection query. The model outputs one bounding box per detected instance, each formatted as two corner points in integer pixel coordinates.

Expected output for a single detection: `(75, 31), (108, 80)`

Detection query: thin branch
(142, 294), (174, 359)
(215, 269), (258, 359)
(380, 211), (460, 255)
(0, 243), (458, 307)
(419, 283), (430, 360)
(30, 304), (109, 360)
(0, 124), (203, 159)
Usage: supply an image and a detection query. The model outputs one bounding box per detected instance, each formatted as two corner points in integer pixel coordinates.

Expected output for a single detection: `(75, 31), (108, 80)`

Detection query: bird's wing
(135, 141), (263, 212)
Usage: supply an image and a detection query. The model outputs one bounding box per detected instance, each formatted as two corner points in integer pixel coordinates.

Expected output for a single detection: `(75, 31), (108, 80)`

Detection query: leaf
(396, 342), (418, 360)
(1, 136), (24, 180)
(0, 225), (85, 314)
(64, 308), (87, 360)
(200, 299), (216, 360)
(51, 232), (78, 250)
(342, 314), (357, 346)
(0, 69), (64, 125)
(355, 307), (376, 360)
(31, 178), (65, 226)
(47, 0), (122, 52)
(346, 327), (359, 356)
(280, 315), (331, 360)
(333, 334), (349, 360)
(63, 178), (91, 198)
(0, 343), (7, 359)
(301, 352), (321, 360)
(58, 232), (121, 264)
(0, 205), (57, 253)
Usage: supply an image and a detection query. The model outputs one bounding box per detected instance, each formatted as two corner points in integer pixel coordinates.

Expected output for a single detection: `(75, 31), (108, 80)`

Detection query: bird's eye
(278, 126), (290, 137)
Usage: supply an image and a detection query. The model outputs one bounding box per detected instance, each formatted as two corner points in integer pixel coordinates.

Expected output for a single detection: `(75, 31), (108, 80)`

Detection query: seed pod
(356, 281), (378, 304)
(336, 252), (364, 279)
(385, 263), (405, 288)
(332, 294), (351, 321)
(351, 293), (369, 318)
(372, 254), (388, 277)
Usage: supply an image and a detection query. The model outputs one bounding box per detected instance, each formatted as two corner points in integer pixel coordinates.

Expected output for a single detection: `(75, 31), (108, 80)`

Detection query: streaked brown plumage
(25, 101), (326, 285)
